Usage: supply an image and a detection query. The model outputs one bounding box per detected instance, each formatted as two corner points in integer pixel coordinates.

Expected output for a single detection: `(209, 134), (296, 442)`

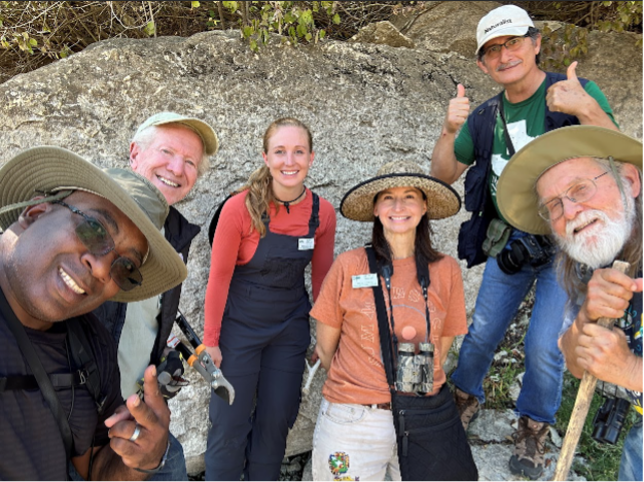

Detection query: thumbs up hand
(566, 61), (580, 83)
(546, 61), (591, 116)
(443, 83), (470, 135)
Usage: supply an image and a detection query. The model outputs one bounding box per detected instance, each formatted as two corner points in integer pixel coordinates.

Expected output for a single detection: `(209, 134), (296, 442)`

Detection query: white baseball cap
(476, 5), (534, 55)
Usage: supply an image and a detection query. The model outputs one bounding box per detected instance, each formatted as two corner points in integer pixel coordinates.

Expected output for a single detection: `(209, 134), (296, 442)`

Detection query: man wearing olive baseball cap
(430, 4), (619, 478)
(497, 125), (643, 481)
(91, 112), (219, 480)
(0, 146), (187, 480)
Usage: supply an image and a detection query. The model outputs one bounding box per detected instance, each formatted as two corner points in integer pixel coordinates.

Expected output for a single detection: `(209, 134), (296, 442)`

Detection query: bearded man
(497, 125), (642, 482)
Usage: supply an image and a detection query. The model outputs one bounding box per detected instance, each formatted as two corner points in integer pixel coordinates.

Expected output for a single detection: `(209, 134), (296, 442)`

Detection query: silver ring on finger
(129, 423), (142, 442)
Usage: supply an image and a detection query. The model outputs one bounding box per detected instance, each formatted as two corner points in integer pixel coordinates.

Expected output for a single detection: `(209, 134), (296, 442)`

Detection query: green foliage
(144, 21), (156, 37)
(221, 1), (336, 51)
(0, 1), (641, 82)
(597, 1), (643, 33)
(541, 23), (589, 71)
(518, 0), (643, 71)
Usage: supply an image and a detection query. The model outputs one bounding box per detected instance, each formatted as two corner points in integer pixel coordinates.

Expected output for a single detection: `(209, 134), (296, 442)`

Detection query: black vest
(457, 71), (590, 268)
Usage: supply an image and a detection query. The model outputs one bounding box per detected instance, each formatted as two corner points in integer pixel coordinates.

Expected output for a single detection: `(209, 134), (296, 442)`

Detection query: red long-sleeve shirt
(204, 189), (337, 346)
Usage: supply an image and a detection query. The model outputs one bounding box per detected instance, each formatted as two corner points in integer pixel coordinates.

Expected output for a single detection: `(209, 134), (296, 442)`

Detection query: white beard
(555, 195), (635, 269)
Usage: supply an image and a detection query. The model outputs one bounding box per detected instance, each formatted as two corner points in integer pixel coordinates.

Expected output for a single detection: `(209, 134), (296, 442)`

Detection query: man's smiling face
(0, 191), (147, 330)
(130, 124), (204, 205)
(536, 157), (639, 268)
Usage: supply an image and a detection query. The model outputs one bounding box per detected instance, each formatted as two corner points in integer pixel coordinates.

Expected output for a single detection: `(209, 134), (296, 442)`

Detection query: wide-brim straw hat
(0, 146), (187, 302)
(497, 126), (643, 235)
(340, 161), (461, 222)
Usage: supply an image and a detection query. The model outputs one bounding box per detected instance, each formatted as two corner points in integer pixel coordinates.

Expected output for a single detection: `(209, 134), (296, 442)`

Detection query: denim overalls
(206, 193), (319, 481)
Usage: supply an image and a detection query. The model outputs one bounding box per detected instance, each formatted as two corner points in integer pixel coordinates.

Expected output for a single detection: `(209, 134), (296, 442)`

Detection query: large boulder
(0, 1), (640, 474)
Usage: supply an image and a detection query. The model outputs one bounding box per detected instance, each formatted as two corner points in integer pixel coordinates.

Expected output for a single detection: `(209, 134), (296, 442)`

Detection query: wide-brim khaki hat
(340, 161), (461, 222)
(0, 146), (187, 302)
(136, 112), (219, 156)
(497, 126), (643, 235)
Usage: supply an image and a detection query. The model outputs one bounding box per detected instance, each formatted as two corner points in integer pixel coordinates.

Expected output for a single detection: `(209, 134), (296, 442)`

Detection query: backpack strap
(67, 318), (107, 414)
(307, 191), (320, 237)
(0, 372), (91, 392)
(0, 289), (74, 459)
(208, 193), (234, 247)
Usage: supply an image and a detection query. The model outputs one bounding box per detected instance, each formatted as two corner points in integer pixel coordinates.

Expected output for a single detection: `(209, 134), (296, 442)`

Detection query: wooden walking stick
(553, 260), (630, 481)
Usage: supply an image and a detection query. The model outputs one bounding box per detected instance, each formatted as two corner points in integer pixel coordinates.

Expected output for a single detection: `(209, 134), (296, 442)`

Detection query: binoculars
(592, 396), (630, 444)
(395, 342), (434, 394)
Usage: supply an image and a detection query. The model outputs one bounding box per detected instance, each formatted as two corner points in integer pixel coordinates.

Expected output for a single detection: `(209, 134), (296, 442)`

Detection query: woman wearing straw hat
(311, 161), (478, 481)
(203, 118), (336, 481)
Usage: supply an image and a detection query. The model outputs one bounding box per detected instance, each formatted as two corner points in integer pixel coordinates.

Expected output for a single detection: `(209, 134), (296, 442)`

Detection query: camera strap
(366, 246), (396, 390)
(416, 260), (431, 343)
(497, 92), (516, 158)
(0, 289), (74, 460)
(365, 246), (433, 383)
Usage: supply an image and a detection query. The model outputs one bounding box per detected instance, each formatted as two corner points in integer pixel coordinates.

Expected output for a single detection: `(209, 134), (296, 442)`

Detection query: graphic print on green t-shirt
(488, 82), (547, 220)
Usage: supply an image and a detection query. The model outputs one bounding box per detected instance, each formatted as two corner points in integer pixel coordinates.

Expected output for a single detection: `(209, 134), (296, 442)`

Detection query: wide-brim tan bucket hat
(497, 126), (642, 235)
(0, 146), (187, 302)
(340, 161), (461, 222)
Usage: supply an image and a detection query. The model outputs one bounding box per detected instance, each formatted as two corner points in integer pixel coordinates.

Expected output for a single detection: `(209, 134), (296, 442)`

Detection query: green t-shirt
(454, 78), (616, 221)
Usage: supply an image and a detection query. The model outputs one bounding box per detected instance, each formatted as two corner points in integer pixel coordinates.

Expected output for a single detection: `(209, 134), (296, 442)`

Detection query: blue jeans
(451, 234), (567, 424)
(619, 416), (643, 481)
(68, 432), (187, 480)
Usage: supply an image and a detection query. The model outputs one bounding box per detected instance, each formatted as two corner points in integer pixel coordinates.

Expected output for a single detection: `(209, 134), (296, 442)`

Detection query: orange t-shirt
(310, 247), (467, 405)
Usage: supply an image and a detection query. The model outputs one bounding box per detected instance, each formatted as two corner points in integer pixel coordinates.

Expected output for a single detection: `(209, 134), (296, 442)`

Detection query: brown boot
(453, 388), (480, 431)
(509, 415), (550, 480)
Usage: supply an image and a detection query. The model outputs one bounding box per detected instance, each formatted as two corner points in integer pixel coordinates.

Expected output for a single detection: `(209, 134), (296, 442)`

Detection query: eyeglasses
(55, 200), (143, 291)
(537, 172), (610, 222)
(482, 34), (529, 59)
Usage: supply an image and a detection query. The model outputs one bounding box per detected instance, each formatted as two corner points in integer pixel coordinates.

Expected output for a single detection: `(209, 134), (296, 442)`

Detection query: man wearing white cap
(92, 112), (219, 480)
(497, 125), (642, 482)
(430, 4), (618, 479)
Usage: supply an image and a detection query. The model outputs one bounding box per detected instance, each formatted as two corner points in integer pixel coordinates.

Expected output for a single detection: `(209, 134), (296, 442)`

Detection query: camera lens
(497, 242), (528, 275)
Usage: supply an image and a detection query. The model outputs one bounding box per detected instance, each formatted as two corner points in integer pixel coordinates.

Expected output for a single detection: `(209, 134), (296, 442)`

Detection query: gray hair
(557, 157), (642, 299)
(132, 124), (210, 177)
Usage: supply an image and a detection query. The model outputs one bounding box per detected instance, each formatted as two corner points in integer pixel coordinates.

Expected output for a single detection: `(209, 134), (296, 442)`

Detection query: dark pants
(68, 432), (187, 481)
(205, 283), (310, 481)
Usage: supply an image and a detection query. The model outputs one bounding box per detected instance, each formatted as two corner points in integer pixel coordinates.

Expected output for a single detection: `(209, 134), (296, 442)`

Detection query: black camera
(497, 234), (555, 275)
(592, 396), (631, 444)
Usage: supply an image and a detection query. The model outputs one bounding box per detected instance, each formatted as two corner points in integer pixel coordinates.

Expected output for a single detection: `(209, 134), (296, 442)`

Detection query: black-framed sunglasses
(54, 200), (143, 291)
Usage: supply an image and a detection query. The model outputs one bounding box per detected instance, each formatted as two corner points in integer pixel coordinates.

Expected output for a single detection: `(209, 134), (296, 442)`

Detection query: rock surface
(0, 1), (640, 476)
(350, 21), (416, 48)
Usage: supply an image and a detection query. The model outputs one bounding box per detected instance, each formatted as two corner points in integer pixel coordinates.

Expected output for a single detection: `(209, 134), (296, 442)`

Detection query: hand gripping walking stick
(553, 260), (630, 481)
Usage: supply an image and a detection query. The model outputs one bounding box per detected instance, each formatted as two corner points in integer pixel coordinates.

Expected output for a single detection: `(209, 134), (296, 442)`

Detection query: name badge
(298, 238), (315, 251)
(352, 273), (379, 289)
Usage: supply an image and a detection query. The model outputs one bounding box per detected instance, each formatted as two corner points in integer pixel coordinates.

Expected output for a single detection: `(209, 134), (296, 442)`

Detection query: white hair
(132, 124), (210, 177)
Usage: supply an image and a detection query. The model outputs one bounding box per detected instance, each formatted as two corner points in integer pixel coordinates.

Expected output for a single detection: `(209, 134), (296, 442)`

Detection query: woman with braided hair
(203, 118), (336, 480)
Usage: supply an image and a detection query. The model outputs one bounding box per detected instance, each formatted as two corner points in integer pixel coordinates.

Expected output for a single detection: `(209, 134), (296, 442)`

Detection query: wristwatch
(134, 440), (171, 475)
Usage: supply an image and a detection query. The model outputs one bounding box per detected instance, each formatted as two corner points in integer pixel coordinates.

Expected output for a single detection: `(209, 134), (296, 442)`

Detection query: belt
(363, 402), (391, 410)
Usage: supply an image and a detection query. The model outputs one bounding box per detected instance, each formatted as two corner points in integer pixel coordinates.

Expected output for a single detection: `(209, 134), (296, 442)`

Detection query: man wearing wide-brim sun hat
(0, 145), (186, 480)
(310, 160), (478, 481)
(497, 125), (643, 482)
